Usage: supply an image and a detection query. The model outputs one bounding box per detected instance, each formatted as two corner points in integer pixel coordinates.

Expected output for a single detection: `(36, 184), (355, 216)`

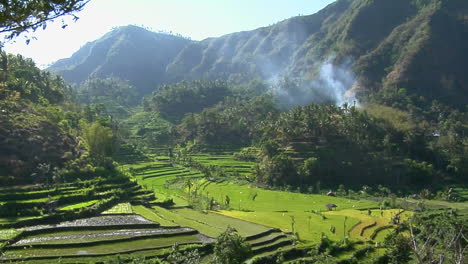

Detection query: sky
(1, 0), (335, 68)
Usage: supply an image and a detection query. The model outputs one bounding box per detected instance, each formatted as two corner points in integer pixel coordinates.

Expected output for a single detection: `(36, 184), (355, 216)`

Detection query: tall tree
(82, 121), (116, 165)
(213, 227), (252, 264)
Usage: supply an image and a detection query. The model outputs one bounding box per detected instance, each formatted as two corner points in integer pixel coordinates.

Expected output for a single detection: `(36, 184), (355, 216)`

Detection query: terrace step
(132, 164), (171, 173)
(251, 237), (294, 255)
(246, 245), (297, 264)
(0, 240), (204, 262)
(141, 169), (191, 180)
(7, 228), (198, 249)
(135, 167), (181, 176)
(18, 215), (160, 233)
(245, 228), (279, 241)
(249, 232), (287, 248)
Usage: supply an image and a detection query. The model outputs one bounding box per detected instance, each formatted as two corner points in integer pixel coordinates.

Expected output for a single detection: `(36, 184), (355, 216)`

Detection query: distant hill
(48, 0), (468, 107)
(49, 25), (191, 94)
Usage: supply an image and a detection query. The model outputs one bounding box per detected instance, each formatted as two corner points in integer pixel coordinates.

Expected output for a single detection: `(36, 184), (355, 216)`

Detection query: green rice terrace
(0, 148), (466, 263)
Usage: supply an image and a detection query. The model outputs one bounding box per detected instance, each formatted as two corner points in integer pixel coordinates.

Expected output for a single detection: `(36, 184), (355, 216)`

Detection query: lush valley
(1, 0), (467, 263)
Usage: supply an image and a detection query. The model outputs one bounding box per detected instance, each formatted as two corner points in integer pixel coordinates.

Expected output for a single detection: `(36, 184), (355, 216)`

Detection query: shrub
(213, 227), (252, 264)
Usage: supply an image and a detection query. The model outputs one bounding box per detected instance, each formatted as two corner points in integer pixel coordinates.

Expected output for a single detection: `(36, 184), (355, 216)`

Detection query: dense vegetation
(0, 51), (121, 184)
(120, 78), (466, 191)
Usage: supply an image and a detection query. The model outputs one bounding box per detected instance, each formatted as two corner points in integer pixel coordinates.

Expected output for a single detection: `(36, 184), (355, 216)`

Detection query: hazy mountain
(49, 25), (191, 94)
(48, 0), (468, 107)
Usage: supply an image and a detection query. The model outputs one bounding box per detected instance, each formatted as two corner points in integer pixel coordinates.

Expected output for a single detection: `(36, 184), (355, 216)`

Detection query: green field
(172, 208), (271, 237)
(196, 179), (378, 212)
(148, 205), (270, 238)
(220, 210), (358, 242)
(132, 205), (179, 227)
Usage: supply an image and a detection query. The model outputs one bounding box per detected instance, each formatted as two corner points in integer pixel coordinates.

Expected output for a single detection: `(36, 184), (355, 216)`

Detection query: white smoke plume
(271, 58), (360, 108)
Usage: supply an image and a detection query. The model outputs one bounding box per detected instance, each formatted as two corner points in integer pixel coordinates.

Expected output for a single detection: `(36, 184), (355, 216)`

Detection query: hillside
(49, 0), (468, 108)
(49, 25), (191, 94)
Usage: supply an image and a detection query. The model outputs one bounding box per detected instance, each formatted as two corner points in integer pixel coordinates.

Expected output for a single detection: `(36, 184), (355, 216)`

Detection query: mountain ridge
(48, 0), (468, 108)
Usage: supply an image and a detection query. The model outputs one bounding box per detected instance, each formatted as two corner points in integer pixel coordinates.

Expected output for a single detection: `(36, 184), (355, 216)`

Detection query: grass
(102, 203), (133, 214)
(59, 200), (99, 211)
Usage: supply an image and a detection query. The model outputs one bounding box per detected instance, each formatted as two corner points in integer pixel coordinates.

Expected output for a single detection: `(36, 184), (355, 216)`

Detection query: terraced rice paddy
(0, 204), (291, 263)
(12, 227), (196, 246)
(120, 153), (411, 262)
(2, 151), (450, 263)
(19, 215), (158, 231)
(220, 210), (358, 241)
(0, 213), (207, 263)
(125, 155), (400, 246)
(121, 155), (302, 261)
(2, 234), (203, 260)
(7, 244), (204, 264)
(0, 176), (172, 262)
(190, 154), (256, 177)
(325, 209), (412, 241)
(127, 161), (204, 207)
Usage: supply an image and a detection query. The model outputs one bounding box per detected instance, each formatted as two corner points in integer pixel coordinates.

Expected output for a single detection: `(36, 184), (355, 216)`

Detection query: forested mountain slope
(49, 0), (468, 108)
(49, 25), (191, 94)
(0, 53), (122, 185)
